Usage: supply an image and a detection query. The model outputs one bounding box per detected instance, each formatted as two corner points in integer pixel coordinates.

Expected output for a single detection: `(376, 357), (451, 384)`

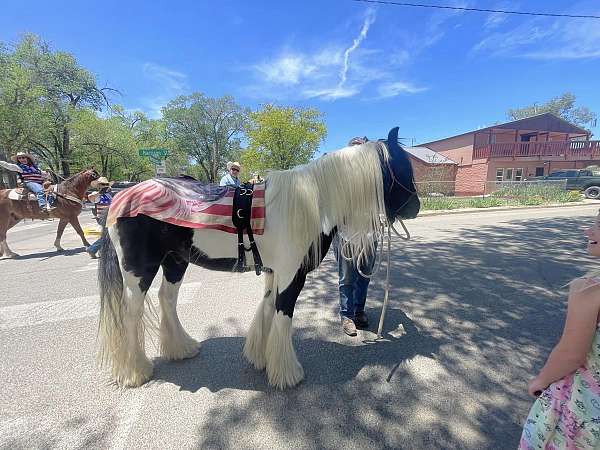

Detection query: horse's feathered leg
(244, 270), (275, 370)
(158, 254), (199, 360)
(265, 269), (307, 389)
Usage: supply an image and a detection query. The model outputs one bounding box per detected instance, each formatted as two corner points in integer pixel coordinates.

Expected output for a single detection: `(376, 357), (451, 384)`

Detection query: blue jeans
(24, 181), (46, 209)
(332, 234), (377, 320)
(87, 237), (104, 254)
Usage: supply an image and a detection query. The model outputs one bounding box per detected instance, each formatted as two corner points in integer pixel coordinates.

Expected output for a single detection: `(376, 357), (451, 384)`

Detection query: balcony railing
(473, 140), (600, 160)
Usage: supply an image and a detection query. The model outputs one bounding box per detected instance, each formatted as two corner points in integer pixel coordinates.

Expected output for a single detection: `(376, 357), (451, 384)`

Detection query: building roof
(405, 146), (457, 165)
(420, 113), (589, 146)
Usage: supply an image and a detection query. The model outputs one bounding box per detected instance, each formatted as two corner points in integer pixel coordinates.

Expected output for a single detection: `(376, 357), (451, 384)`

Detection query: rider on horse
(0, 152), (54, 212)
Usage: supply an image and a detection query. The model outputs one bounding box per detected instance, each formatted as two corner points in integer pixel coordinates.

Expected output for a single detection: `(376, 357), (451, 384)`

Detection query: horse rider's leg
(107, 230), (160, 387)
(54, 218), (69, 251)
(244, 270), (276, 370)
(265, 268), (307, 389)
(158, 254), (199, 360)
(69, 217), (91, 247)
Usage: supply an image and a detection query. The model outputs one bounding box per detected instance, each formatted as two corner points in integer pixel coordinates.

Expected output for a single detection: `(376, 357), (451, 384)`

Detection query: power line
(350, 0), (600, 20)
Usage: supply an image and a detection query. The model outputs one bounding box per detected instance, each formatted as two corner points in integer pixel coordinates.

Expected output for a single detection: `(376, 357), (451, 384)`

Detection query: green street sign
(139, 148), (169, 158)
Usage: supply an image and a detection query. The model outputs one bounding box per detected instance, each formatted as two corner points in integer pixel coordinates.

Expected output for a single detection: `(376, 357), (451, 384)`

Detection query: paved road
(1, 204), (598, 449)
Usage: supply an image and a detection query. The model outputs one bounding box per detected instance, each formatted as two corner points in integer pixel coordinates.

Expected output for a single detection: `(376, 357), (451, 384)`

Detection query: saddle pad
(106, 178), (265, 234)
(8, 189), (37, 201)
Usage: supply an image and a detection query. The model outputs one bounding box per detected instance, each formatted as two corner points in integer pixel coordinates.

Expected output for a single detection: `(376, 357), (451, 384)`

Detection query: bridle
(376, 141), (419, 221)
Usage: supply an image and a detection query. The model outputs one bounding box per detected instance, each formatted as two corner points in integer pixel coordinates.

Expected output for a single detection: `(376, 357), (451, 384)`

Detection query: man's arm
(0, 161), (23, 173)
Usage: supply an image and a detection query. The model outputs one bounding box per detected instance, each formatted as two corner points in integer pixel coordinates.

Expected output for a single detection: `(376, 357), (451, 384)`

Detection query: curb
(419, 200), (599, 217)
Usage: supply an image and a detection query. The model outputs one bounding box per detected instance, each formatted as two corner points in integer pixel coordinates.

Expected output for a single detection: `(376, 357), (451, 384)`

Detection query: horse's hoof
(55, 247), (65, 252)
(5, 252), (20, 258)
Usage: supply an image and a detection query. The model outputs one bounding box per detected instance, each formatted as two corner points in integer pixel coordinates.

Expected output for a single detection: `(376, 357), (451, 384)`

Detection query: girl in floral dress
(519, 211), (600, 449)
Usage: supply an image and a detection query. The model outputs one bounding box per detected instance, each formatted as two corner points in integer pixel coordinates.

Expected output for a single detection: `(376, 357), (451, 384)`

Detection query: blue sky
(2, 0), (599, 152)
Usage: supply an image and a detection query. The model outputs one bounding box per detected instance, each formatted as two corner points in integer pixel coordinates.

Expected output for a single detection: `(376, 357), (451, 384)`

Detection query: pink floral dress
(519, 296), (600, 449)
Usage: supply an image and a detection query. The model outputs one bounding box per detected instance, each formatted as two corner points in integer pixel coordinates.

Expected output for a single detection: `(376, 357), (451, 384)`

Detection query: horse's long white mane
(265, 141), (387, 267)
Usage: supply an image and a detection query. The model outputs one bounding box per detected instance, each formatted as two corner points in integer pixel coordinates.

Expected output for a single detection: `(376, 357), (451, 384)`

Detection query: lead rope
(341, 217), (411, 338)
(375, 219), (410, 337)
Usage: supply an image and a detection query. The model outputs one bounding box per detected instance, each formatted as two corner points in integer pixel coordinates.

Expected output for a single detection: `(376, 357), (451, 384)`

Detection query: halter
(377, 141), (419, 216)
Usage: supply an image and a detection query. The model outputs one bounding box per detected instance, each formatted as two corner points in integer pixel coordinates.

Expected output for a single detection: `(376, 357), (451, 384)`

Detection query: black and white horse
(97, 127), (420, 389)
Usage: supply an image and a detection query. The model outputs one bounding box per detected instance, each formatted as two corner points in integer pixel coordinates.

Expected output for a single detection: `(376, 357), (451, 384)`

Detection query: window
(496, 168), (504, 181)
(535, 167), (544, 177)
(515, 168), (523, 181)
(505, 168), (514, 181)
(490, 134), (497, 144)
(548, 171), (567, 178)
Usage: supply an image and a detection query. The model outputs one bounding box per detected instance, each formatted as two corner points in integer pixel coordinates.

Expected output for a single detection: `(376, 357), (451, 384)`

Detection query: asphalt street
(1, 204), (598, 449)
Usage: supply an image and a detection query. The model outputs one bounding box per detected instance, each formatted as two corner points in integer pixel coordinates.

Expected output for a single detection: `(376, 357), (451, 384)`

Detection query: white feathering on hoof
(158, 278), (199, 360)
(265, 312), (304, 389)
(244, 272), (275, 370)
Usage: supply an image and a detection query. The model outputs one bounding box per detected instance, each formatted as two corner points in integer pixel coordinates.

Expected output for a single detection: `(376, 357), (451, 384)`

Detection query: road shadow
(151, 308), (442, 394)
(1, 247), (87, 261)
(189, 214), (597, 450)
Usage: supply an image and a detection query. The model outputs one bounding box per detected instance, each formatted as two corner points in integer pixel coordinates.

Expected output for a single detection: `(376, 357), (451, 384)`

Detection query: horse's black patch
(115, 215), (239, 293)
(275, 230), (336, 318)
(161, 253), (188, 284)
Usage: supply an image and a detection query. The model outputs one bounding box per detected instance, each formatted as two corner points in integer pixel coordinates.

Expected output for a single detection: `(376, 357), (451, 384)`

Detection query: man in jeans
(333, 136), (378, 336)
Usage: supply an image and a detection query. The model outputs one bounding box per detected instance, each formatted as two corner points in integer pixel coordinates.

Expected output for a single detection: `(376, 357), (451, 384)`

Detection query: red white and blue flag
(106, 178), (265, 234)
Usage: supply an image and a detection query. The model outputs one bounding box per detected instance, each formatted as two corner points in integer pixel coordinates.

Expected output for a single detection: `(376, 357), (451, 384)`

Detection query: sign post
(139, 148), (170, 176)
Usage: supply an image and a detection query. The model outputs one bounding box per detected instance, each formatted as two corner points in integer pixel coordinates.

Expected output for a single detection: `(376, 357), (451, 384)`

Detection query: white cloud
(245, 9), (429, 101)
(377, 82), (428, 99)
(137, 63), (188, 118)
(473, 1), (600, 60)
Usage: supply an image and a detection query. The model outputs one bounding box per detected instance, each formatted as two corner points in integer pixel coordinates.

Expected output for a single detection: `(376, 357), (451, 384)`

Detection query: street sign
(139, 148), (169, 158)
(155, 160), (167, 175)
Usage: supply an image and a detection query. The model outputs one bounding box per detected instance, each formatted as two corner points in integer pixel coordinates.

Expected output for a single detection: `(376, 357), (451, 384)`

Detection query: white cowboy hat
(11, 152), (36, 163)
(226, 161), (241, 171)
(91, 177), (113, 188)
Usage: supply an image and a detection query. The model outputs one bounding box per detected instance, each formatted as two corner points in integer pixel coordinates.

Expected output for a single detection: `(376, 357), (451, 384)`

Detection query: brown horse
(0, 169), (100, 258)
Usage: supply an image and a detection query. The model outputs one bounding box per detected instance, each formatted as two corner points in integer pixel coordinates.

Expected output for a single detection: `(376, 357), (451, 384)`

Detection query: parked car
(110, 181), (138, 195)
(528, 169), (600, 199)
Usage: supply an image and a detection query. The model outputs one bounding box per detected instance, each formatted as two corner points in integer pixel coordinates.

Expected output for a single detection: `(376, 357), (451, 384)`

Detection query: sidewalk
(419, 199), (599, 217)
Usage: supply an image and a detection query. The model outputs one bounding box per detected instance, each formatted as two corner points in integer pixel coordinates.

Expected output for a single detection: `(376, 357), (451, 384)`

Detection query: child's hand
(528, 377), (548, 397)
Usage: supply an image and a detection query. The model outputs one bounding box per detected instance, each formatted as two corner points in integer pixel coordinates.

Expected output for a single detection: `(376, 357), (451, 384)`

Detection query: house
(418, 113), (600, 195)
(404, 146), (458, 195)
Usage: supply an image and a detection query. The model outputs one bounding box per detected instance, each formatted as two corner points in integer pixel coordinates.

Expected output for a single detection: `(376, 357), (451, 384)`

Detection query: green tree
(70, 107), (161, 181)
(243, 104), (326, 173)
(163, 93), (247, 182)
(4, 34), (115, 176)
(508, 92), (597, 131)
(0, 41), (45, 187)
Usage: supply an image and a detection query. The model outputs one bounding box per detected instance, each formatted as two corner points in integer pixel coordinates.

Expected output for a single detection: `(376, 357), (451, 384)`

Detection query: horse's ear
(387, 127), (400, 154)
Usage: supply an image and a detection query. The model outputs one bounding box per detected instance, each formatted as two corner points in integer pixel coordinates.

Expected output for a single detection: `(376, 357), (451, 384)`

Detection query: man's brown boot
(342, 317), (357, 336)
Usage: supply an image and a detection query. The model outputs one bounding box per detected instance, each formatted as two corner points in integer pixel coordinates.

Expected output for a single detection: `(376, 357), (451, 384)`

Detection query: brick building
(418, 113), (600, 195)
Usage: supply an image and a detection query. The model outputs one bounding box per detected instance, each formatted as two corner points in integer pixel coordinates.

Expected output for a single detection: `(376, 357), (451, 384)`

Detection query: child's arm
(528, 280), (600, 396)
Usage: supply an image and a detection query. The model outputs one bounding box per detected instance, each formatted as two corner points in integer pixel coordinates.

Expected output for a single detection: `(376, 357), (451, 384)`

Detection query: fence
(415, 179), (580, 210)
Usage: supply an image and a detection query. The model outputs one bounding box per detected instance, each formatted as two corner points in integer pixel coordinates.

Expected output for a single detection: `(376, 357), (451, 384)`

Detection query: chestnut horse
(0, 169), (100, 258)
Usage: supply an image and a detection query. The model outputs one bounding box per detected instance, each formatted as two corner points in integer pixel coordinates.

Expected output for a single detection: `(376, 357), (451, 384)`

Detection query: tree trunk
(61, 126), (71, 177)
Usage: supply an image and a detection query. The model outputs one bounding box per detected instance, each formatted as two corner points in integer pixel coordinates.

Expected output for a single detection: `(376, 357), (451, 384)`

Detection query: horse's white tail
(97, 226), (125, 370)
(97, 226), (154, 387)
